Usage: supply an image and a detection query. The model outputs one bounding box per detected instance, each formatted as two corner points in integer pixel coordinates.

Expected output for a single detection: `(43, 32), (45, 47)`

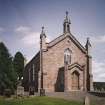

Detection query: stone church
(23, 12), (93, 94)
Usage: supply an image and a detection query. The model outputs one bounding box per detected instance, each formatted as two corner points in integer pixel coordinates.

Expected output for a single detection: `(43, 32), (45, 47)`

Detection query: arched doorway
(71, 71), (80, 90)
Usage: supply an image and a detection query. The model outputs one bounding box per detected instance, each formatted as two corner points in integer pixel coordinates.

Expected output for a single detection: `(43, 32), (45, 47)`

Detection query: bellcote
(63, 11), (71, 34)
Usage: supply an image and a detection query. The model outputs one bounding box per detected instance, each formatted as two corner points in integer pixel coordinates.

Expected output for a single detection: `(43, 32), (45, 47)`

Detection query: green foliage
(4, 89), (11, 97)
(13, 52), (24, 80)
(0, 42), (17, 94)
(93, 82), (105, 91)
(0, 96), (82, 105)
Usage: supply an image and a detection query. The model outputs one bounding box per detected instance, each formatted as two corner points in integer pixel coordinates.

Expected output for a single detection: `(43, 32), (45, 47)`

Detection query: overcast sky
(0, 0), (105, 82)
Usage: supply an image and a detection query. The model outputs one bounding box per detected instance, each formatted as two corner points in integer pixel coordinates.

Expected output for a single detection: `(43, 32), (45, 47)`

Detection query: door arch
(71, 71), (80, 90)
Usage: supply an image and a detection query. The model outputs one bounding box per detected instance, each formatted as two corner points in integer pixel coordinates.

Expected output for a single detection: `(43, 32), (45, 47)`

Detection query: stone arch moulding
(68, 63), (84, 91)
(68, 63), (83, 72)
(64, 48), (72, 54)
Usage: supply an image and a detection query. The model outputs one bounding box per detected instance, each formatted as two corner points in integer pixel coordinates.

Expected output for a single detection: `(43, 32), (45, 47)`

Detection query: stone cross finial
(40, 26), (46, 39)
(86, 37), (91, 47)
(63, 11), (71, 33)
(66, 11), (68, 19)
(42, 26), (44, 30)
(41, 26), (44, 34)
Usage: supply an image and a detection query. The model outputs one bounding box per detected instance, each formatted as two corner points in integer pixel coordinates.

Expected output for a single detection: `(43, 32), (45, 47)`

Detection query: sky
(0, 0), (105, 82)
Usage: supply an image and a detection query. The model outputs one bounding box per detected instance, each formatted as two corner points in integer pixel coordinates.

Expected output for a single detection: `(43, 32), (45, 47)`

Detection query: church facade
(23, 12), (93, 93)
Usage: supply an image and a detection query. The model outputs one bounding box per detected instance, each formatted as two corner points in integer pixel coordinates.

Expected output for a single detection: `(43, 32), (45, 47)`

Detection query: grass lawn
(0, 96), (82, 105)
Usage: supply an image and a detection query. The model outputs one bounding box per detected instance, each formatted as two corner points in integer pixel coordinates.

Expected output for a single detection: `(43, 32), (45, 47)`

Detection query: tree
(13, 52), (24, 80)
(0, 42), (17, 94)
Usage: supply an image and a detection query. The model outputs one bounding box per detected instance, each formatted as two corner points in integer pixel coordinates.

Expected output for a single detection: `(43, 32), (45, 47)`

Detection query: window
(64, 48), (71, 65)
(32, 64), (35, 81)
(29, 69), (31, 82)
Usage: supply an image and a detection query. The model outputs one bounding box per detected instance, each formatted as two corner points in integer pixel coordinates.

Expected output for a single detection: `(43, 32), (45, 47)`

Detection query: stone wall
(23, 52), (40, 92)
(43, 36), (87, 92)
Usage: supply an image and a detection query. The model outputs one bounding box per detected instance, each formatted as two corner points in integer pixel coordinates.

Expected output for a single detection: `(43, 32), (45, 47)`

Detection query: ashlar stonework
(23, 12), (93, 94)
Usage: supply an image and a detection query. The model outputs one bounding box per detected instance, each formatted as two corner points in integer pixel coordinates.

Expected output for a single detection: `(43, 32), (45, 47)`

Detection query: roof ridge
(47, 33), (86, 53)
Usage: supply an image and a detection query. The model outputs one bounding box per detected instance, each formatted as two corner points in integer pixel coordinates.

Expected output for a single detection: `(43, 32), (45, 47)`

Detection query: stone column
(64, 63), (69, 92)
(38, 70), (41, 92)
(85, 38), (93, 91)
(88, 56), (93, 91)
(86, 55), (93, 91)
(39, 27), (46, 96)
(83, 65), (87, 91)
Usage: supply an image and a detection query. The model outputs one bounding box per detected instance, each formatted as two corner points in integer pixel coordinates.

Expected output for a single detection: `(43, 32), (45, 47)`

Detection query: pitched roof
(48, 33), (86, 53)
(25, 51), (40, 68)
(25, 33), (87, 68)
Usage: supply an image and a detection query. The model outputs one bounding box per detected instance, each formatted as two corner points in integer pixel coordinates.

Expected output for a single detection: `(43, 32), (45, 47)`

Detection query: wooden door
(72, 71), (79, 90)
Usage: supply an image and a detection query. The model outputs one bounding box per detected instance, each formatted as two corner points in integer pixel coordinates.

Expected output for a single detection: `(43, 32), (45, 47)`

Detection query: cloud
(76, 34), (105, 48)
(15, 26), (51, 46)
(91, 35), (105, 44)
(14, 26), (52, 63)
(92, 60), (105, 82)
(15, 26), (31, 34)
(22, 32), (40, 46)
(22, 32), (51, 47)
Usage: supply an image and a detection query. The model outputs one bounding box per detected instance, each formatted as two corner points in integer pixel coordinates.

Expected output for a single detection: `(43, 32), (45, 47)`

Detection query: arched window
(64, 48), (71, 65)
